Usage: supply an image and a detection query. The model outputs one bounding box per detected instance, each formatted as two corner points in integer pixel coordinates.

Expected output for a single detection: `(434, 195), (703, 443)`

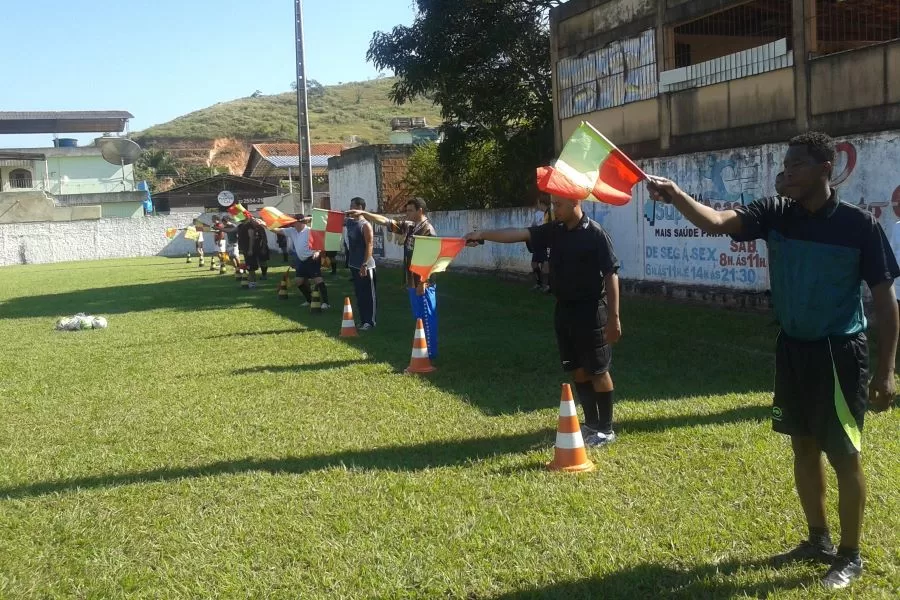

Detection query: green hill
(135, 78), (443, 144)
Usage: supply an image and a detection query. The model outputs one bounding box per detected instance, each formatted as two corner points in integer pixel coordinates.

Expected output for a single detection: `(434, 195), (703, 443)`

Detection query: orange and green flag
(409, 236), (467, 281)
(537, 121), (645, 206)
(165, 227), (178, 240)
(310, 208), (344, 252)
(227, 203), (252, 222)
(259, 207), (297, 229)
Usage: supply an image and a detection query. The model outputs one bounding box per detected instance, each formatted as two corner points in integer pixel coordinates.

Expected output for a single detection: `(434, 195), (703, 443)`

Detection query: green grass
(135, 77), (444, 144)
(0, 258), (898, 599)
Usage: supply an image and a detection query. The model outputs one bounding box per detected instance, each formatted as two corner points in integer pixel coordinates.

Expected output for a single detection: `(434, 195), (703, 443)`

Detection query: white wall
(378, 129), (900, 291)
(0, 214), (198, 266)
(328, 156), (378, 213)
(5, 130), (899, 295)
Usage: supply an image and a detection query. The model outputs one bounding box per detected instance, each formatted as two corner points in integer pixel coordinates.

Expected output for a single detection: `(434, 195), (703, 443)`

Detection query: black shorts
(554, 301), (610, 375)
(294, 256), (322, 279)
(245, 255), (266, 271)
(774, 331), (868, 456)
(531, 247), (548, 264)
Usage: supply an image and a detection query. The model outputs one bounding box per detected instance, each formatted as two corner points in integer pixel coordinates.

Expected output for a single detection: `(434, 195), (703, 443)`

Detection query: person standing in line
(464, 195), (622, 448)
(345, 197), (377, 330)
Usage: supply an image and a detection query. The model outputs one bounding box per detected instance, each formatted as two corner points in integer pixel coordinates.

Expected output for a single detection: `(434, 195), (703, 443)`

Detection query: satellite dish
(217, 190), (235, 207)
(96, 137), (142, 166)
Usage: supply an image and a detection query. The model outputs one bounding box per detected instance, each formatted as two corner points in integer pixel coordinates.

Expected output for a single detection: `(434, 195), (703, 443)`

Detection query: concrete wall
(0, 191), (101, 224)
(101, 202), (144, 219)
(6, 132), (899, 298)
(374, 130), (900, 295)
(810, 42), (898, 116)
(0, 214), (197, 266)
(45, 154), (135, 195)
(328, 154), (378, 213)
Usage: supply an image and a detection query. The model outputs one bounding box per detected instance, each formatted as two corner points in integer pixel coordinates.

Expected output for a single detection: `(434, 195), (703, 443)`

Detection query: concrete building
(549, 1), (900, 295)
(0, 111), (147, 222)
(327, 144), (417, 214)
(550, 0), (900, 157)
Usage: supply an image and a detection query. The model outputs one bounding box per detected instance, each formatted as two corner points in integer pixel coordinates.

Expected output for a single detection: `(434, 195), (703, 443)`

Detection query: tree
(134, 148), (180, 192)
(250, 90), (263, 98)
(367, 0), (555, 208)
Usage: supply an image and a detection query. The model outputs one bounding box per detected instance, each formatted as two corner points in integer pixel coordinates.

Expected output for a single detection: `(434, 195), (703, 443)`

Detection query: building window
(668, 1), (793, 69)
(660, 0), (793, 92)
(557, 28), (658, 119)
(9, 169), (33, 189)
(813, 0), (900, 57)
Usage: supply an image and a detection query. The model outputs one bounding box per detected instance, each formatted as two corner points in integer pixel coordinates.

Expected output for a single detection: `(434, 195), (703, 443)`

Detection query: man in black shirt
(465, 197), (621, 447)
(647, 132), (899, 589)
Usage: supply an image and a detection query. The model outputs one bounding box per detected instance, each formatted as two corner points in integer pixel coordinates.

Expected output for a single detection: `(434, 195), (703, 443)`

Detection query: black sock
(574, 382), (599, 429)
(261, 266), (268, 277)
(809, 526), (833, 547)
(317, 282), (329, 304)
(533, 267), (542, 287)
(837, 546), (860, 562)
(596, 389), (614, 434)
(299, 282), (312, 303)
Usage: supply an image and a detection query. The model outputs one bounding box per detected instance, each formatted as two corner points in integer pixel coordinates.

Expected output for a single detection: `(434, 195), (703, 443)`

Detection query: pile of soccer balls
(55, 313), (108, 331)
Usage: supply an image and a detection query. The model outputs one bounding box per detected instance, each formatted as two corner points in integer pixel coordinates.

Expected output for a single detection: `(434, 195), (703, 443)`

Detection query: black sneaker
(821, 555), (863, 589)
(771, 540), (836, 567)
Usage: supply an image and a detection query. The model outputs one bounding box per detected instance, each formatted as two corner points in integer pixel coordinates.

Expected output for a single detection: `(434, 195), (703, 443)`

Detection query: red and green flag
(227, 203), (252, 222)
(310, 208), (344, 252)
(259, 207), (297, 229)
(537, 121), (645, 206)
(409, 236), (467, 281)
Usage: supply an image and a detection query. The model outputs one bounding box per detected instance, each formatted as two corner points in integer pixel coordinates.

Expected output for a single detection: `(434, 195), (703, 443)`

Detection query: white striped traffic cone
(404, 318), (436, 374)
(340, 297), (358, 337)
(548, 384), (595, 473)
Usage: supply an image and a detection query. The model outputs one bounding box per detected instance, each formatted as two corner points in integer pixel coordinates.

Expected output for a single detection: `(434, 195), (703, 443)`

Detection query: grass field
(0, 258), (898, 599)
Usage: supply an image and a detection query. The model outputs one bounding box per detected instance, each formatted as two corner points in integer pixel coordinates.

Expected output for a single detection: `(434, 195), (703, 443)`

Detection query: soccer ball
(92, 317), (108, 329)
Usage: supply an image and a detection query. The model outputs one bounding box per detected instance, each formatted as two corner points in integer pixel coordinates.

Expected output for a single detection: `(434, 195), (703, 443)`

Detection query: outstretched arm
(464, 228), (531, 245)
(647, 176), (744, 236)
(347, 210), (391, 227)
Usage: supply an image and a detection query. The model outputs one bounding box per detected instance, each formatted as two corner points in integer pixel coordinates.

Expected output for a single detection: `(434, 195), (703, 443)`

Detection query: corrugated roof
(252, 142), (346, 158)
(0, 111), (133, 135)
(265, 155), (331, 169)
(0, 111), (134, 121)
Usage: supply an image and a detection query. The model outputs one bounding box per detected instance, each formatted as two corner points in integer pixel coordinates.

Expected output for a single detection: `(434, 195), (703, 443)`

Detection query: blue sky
(1, 0), (415, 148)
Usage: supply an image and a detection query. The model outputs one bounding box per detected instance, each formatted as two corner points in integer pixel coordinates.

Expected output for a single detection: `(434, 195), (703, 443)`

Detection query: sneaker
(300, 301), (310, 307)
(530, 284), (542, 291)
(821, 555), (863, 589)
(771, 540), (836, 568)
(321, 303), (331, 310)
(541, 285), (552, 294)
(584, 430), (616, 447)
(360, 323), (374, 331)
(248, 282), (257, 289)
(580, 424), (597, 439)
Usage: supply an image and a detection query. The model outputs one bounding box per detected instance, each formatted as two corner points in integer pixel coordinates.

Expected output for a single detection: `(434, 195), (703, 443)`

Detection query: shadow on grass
(1, 261), (776, 416)
(0, 430), (552, 500)
(617, 404), (770, 435)
(233, 359), (369, 375)
(205, 328), (308, 340)
(487, 560), (807, 600)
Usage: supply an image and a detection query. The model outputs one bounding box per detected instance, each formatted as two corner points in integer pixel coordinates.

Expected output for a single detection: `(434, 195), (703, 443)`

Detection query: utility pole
(294, 0), (314, 215)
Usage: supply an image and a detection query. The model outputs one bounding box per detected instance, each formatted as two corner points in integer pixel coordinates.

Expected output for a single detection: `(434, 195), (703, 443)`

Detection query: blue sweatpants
(408, 284), (438, 359)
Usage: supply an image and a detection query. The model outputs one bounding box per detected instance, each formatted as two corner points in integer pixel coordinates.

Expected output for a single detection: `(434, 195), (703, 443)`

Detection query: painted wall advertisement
(579, 130), (900, 292)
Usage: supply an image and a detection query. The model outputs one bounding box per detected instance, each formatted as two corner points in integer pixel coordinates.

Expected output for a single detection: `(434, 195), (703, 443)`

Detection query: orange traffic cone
(404, 318), (436, 374)
(340, 297), (358, 337)
(548, 384), (595, 473)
